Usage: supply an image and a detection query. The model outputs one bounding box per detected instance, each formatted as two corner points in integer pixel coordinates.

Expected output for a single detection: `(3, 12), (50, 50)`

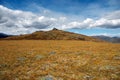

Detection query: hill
(0, 33), (12, 38)
(92, 35), (120, 43)
(3, 28), (103, 42)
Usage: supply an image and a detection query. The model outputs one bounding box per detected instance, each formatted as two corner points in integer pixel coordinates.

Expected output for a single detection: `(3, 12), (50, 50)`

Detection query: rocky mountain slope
(92, 35), (120, 43)
(3, 28), (103, 42)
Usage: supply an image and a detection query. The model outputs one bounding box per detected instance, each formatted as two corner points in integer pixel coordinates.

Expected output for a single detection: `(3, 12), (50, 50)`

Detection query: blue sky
(0, 0), (120, 36)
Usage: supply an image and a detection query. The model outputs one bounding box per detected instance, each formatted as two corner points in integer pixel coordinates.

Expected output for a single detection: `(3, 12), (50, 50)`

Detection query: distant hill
(3, 28), (103, 42)
(92, 35), (120, 43)
(0, 33), (12, 38)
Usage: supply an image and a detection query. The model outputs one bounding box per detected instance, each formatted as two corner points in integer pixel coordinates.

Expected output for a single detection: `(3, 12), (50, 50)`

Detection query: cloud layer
(0, 5), (120, 34)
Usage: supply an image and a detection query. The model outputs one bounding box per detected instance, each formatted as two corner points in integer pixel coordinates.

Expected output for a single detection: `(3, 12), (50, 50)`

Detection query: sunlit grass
(0, 40), (120, 80)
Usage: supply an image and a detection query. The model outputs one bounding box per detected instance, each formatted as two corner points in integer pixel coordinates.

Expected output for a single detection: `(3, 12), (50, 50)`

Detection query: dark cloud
(24, 22), (50, 29)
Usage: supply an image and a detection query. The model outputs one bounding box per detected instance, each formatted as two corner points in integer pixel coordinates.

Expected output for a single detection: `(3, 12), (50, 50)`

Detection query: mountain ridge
(92, 35), (120, 43)
(0, 33), (12, 38)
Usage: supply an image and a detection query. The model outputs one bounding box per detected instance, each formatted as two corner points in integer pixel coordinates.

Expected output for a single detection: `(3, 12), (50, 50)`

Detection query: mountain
(92, 35), (120, 43)
(3, 28), (103, 42)
(0, 33), (12, 38)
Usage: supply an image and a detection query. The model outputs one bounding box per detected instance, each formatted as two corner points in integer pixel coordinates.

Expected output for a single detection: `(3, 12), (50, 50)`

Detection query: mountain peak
(52, 28), (58, 30)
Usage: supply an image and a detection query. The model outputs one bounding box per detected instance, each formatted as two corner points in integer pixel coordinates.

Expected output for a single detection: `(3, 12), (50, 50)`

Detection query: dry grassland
(0, 40), (120, 80)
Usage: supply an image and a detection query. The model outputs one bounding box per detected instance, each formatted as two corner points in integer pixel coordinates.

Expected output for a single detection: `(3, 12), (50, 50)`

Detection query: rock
(111, 74), (119, 79)
(99, 65), (116, 71)
(15, 78), (19, 80)
(17, 57), (27, 62)
(45, 75), (53, 80)
(113, 55), (120, 60)
(52, 28), (58, 30)
(36, 75), (54, 80)
(0, 64), (9, 68)
(35, 55), (44, 60)
(0, 71), (8, 75)
(83, 75), (93, 80)
(49, 51), (56, 55)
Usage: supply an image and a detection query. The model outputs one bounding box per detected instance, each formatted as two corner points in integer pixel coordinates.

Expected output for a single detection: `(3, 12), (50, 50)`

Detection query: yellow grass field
(0, 40), (120, 80)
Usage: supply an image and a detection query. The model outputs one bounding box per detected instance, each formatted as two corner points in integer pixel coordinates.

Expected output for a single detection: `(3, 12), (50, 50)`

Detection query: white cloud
(0, 5), (58, 34)
(91, 18), (120, 28)
(62, 18), (94, 29)
(0, 5), (120, 34)
(63, 11), (120, 29)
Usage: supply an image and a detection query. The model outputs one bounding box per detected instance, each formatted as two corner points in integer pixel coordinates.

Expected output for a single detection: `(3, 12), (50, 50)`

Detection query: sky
(0, 0), (120, 37)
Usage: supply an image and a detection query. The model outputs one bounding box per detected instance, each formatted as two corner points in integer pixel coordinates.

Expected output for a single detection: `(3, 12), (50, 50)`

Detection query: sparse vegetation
(0, 40), (120, 80)
(2, 29), (103, 42)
